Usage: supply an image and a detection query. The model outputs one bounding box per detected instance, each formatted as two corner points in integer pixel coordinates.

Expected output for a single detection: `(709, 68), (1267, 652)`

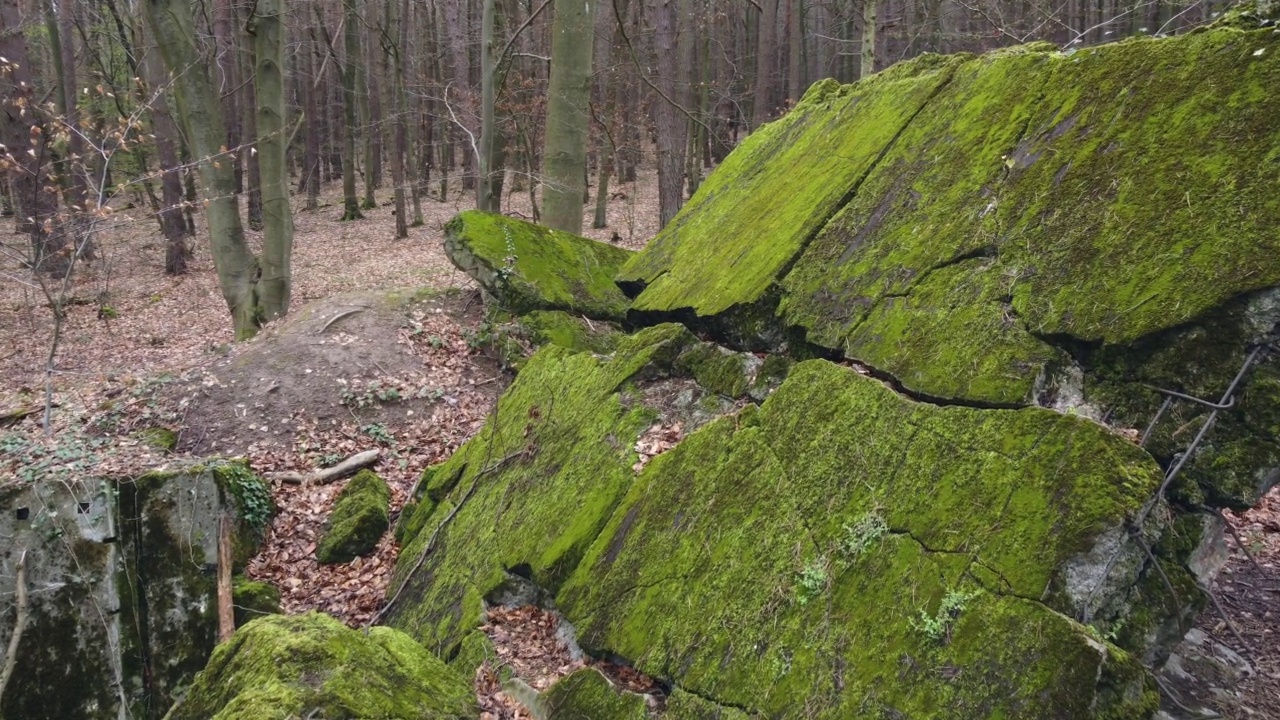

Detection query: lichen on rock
(163, 613), (476, 720)
(444, 210), (634, 321)
(316, 469), (391, 564)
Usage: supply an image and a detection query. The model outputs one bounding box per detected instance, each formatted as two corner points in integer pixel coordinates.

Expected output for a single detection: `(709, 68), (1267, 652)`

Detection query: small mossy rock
(231, 576), (281, 627)
(445, 210), (634, 320)
(135, 426), (178, 451)
(518, 310), (623, 355)
(163, 613), (477, 720)
(384, 325), (699, 655)
(541, 668), (647, 720)
(316, 469), (391, 564)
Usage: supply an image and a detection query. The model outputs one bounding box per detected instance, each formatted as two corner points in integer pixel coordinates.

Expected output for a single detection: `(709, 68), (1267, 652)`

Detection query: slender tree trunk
(753, 0), (778, 126)
(142, 36), (190, 273)
(252, 0), (293, 320)
(476, 0), (502, 212)
(145, 0), (262, 339)
(404, 0), (424, 225)
(541, 0), (597, 233)
(1, 0), (67, 274)
(861, 0), (878, 79)
(214, 0), (243, 193)
(443, 0), (476, 191)
(301, 33), (321, 210)
(787, 0), (803, 102)
(386, 0), (409, 238)
(652, 0), (688, 228)
(341, 0), (365, 220)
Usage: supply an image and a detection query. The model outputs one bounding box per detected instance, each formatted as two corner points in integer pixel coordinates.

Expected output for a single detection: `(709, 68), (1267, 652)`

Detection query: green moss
(617, 54), (967, 318)
(662, 690), (752, 720)
(135, 426), (178, 452)
(445, 210), (634, 320)
(674, 343), (751, 398)
(385, 326), (695, 661)
(163, 613), (477, 720)
(543, 668), (647, 719)
(554, 359), (1161, 718)
(232, 576), (281, 628)
(518, 310), (623, 354)
(316, 469), (391, 564)
(779, 27), (1280, 406)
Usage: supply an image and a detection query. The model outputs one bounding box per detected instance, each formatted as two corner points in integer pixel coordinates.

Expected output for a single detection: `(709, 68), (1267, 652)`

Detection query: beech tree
(542, 0), (597, 233)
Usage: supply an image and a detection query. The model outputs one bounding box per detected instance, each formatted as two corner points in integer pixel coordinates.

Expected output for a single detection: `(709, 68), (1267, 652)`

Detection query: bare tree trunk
(652, 0), (688, 228)
(753, 0), (778, 126)
(252, 0), (293, 320)
(477, 0), (500, 211)
(404, 0), (424, 225)
(1, 0), (67, 274)
(542, 0), (598, 233)
(341, 0), (365, 220)
(386, 0), (409, 238)
(214, 0), (243, 193)
(443, 0), (477, 191)
(145, 0), (262, 339)
(861, 0), (878, 79)
(787, 0), (803, 102)
(301, 32), (322, 210)
(141, 34), (190, 274)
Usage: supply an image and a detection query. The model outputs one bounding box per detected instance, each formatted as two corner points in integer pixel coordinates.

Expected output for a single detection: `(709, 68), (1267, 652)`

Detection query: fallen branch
(0, 406), (41, 428)
(266, 449), (381, 486)
(318, 307), (366, 335)
(0, 550), (30, 708)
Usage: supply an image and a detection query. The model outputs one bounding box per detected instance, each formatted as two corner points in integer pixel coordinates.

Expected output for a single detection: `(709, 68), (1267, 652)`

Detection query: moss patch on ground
(517, 310), (623, 355)
(163, 613), (476, 719)
(543, 669), (648, 719)
(316, 469), (391, 564)
(445, 210), (634, 320)
(616, 55), (966, 318)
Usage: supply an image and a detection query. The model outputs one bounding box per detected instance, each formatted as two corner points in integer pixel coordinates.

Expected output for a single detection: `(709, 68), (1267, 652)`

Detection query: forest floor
(0, 173), (1277, 717)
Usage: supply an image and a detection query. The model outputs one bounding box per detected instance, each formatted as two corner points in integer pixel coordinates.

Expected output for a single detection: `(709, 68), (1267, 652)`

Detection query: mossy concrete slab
(616, 55), (966, 320)
(163, 613), (476, 720)
(445, 210), (634, 320)
(384, 325), (699, 656)
(557, 360), (1162, 718)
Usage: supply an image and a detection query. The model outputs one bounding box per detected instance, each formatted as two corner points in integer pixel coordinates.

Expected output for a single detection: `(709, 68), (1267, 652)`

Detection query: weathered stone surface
(616, 19), (1280, 509)
(615, 56), (965, 322)
(316, 469), (391, 564)
(0, 461), (271, 720)
(163, 613), (476, 720)
(387, 336), (1193, 718)
(232, 576), (281, 627)
(445, 210), (634, 320)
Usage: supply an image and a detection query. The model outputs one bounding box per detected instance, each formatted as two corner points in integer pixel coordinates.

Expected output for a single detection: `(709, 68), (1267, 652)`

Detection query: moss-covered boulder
(163, 613), (477, 720)
(316, 469), (391, 564)
(232, 576), (281, 627)
(542, 669), (648, 719)
(617, 20), (1280, 509)
(387, 335), (1209, 718)
(445, 210), (634, 320)
(517, 310), (623, 355)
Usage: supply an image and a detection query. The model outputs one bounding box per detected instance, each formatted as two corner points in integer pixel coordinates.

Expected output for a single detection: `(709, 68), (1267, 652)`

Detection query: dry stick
(217, 514), (235, 642)
(1202, 582), (1252, 658)
(1215, 508), (1268, 579)
(0, 550), (29, 710)
(267, 448), (381, 486)
(318, 307), (366, 334)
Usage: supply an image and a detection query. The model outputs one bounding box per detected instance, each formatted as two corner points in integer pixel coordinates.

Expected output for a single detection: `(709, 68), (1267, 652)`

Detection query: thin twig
(0, 550), (29, 709)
